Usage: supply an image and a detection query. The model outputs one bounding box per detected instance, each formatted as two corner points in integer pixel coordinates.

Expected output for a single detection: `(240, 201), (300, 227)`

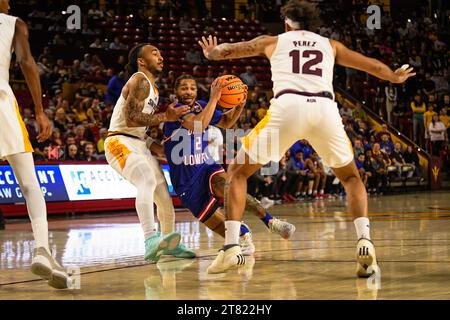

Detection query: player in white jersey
(199, 0), (415, 275)
(105, 43), (195, 262)
(0, 0), (72, 289)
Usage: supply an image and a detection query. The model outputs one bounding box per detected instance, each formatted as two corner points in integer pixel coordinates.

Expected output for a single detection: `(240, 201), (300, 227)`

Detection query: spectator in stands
(352, 101), (367, 122)
(38, 46), (54, 65)
(385, 83), (397, 124)
(339, 102), (353, 118)
(240, 66), (258, 89)
(422, 72), (436, 97)
(411, 94), (426, 146)
(81, 23), (95, 36)
(439, 107), (449, 138)
(50, 128), (63, 147)
(379, 134), (394, 154)
(429, 114), (447, 156)
(106, 71), (126, 105)
(404, 145), (421, 177)
(353, 139), (364, 157)
(65, 144), (80, 161)
(81, 143), (99, 162)
(109, 37), (127, 50)
(90, 38), (103, 49)
(179, 14), (194, 32)
(375, 123), (390, 142)
(390, 142), (413, 178)
(185, 47), (203, 65)
(80, 54), (95, 73)
(97, 128), (108, 155)
(88, 3), (104, 19)
(355, 153), (369, 188)
(424, 104), (437, 152)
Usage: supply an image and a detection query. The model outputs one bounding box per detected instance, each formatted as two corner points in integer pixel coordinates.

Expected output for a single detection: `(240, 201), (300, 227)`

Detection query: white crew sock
(354, 217), (371, 240)
(224, 220), (241, 246)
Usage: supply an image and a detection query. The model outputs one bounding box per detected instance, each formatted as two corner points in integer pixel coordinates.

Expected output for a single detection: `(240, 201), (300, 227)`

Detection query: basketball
(218, 75), (247, 109)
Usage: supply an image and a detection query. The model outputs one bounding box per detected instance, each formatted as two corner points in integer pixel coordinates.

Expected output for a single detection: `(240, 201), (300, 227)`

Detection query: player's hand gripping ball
(217, 75), (248, 108)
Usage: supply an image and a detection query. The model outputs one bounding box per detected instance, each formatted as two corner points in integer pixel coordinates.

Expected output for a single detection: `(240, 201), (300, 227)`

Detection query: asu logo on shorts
(106, 138), (131, 169)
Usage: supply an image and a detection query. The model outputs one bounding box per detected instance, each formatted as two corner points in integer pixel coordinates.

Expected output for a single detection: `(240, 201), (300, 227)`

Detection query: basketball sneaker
(144, 231), (181, 262)
(207, 245), (245, 274)
(31, 247), (71, 289)
(356, 238), (379, 278)
(260, 197), (275, 209)
(162, 242), (196, 259)
(269, 218), (296, 239)
(240, 232), (255, 256)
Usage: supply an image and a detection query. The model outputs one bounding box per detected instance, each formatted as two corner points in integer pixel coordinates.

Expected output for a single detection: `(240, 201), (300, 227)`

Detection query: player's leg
(122, 154), (180, 262)
(306, 98), (378, 278)
(153, 177), (196, 259)
(206, 154), (260, 274)
(6, 152), (70, 289)
(211, 172), (295, 239)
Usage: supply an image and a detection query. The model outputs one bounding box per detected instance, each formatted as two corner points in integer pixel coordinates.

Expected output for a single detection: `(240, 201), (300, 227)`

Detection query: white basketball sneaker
(31, 247), (72, 289)
(356, 238), (379, 278)
(207, 245), (246, 274)
(269, 218), (296, 239)
(240, 232), (255, 256)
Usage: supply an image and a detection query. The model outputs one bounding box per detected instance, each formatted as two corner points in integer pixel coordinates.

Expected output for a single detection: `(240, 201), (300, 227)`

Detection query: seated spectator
(185, 47), (203, 65)
(355, 153), (369, 187)
(179, 14), (194, 32)
(109, 37), (127, 50)
(65, 144), (80, 161)
(81, 143), (99, 162)
(97, 128), (108, 154)
(339, 102), (353, 118)
(352, 101), (367, 122)
(375, 124), (391, 142)
(240, 66), (258, 89)
(379, 134), (394, 154)
(90, 38), (103, 49)
(403, 145), (421, 177)
(390, 143), (414, 178)
(353, 139), (365, 157)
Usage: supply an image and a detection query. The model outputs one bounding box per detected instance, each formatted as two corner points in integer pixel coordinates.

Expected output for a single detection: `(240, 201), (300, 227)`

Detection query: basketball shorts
(177, 164), (225, 222)
(0, 90), (33, 159)
(104, 135), (166, 185)
(242, 94), (354, 168)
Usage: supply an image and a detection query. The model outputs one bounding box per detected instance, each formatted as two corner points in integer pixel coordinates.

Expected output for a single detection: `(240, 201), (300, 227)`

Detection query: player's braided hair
(280, 0), (321, 31)
(126, 43), (149, 76)
(174, 74), (196, 90)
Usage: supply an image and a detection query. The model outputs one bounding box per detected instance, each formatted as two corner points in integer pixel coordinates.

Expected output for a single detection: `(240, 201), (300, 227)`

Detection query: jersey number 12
(289, 50), (323, 76)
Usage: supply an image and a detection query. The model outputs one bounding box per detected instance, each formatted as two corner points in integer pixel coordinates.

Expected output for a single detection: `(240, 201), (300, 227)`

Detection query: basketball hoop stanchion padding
(0, 208), (5, 230)
(429, 156), (442, 190)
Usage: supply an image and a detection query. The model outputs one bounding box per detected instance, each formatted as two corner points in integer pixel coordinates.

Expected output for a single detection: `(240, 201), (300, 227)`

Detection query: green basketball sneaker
(144, 232), (181, 262)
(162, 242), (196, 259)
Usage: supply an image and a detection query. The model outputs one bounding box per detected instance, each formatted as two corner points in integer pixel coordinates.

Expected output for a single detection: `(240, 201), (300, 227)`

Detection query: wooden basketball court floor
(1, 191), (450, 300)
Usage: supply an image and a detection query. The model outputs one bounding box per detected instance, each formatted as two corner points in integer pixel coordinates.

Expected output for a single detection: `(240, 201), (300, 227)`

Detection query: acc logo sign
(70, 171), (92, 195)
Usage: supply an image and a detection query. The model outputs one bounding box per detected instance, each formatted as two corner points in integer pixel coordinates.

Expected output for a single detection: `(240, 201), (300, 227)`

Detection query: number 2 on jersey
(289, 50), (323, 76)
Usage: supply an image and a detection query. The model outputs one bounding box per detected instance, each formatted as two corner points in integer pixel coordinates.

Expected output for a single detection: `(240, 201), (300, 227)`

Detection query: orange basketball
(218, 75), (247, 109)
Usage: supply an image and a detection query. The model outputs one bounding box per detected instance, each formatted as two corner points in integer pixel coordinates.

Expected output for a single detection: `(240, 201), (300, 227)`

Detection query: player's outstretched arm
(217, 91), (248, 129)
(125, 75), (189, 127)
(198, 34), (277, 61)
(331, 40), (416, 84)
(13, 18), (51, 142)
(180, 77), (224, 132)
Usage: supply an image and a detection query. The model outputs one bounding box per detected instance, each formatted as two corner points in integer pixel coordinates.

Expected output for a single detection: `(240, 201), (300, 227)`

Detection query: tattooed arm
(124, 74), (189, 127)
(198, 35), (278, 61)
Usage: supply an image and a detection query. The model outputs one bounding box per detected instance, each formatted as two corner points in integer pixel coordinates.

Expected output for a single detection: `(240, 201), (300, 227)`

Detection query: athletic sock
(224, 221), (241, 246)
(260, 212), (273, 228)
(354, 217), (371, 240)
(239, 224), (250, 236)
